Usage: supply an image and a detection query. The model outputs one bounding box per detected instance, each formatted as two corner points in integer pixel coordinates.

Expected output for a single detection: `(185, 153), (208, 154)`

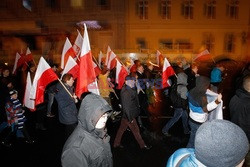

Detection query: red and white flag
(93, 61), (101, 77)
(12, 52), (23, 74)
(30, 57), (58, 106)
(116, 59), (128, 89)
(25, 47), (34, 63)
(75, 23), (98, 97)
(162, 58), (175, 88)
(193, 49), (212, 62)
(61, 37), (76, 69)
(106, 51), (117, 70)
(23, 72), (35, 111)
(156, 50), (164, 66)
(105, 46), (112, 66)
(73, 29), (83, 59)
(98, 51), (103, 67)
(61, 56), (79, 79)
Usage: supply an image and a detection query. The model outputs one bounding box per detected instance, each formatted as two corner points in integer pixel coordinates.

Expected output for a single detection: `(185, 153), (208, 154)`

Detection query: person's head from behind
(195, 119), (249, 167)
(243, 74), (250, 93)
(62, 73), (74, 86)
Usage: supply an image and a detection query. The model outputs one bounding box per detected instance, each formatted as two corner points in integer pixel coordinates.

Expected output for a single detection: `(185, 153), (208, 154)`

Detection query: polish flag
(193, 49), (212, 62)
(93, 61), (101, 77)
(75, 23), (98, 97)
(156, 50), (164, 66)
(73, 29), (83, 59)
(98, 51), (103, 67)
(30, 57), (58, 106)
(106, 51), (117, 70)
(61, 37), (76, 69)
(105, 46), (112, 66)
(61, 56), (79, 79)
(25, 47), (34, 63)
(12, 52), (23, 74)
(116, 59), (128, 89)
(23, 72), (35, 111)
(162, 58), (175, 88)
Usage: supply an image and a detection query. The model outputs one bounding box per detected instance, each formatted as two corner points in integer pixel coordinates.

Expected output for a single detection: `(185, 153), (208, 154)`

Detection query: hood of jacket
(235, 88), (250, 102)
(177, 72), (188, 86)
(78, 93), (112, 134)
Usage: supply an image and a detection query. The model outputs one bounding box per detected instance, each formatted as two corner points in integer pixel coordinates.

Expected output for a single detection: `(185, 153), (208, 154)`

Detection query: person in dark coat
(61, 93), (113, 167)
(113, 76), (151, 149)
(229, 74), (250, 142)
(54, 73), (78, 140)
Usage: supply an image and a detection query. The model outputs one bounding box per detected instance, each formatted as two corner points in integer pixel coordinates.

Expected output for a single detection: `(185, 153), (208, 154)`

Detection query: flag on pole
(61, 37), (76, 69)
(98, 51), (103, 67)
(193, 49), (212, 62)
(116, 59), (128, 89)
(162, 58), (175, 88)
(61, 56), (79, 79)
(106, 51), (117, 70)
(206, 89), (223, 120)
(105, 46), (112, 66)
(156, 50), (164, 66)
(75, 23), (98, 97)
(93, 61), (101, 77)
(73, 29), (83, 59)
(30, 57), (58, 106)
(23, 72), (35, 111)
(12, 52), (23, 74)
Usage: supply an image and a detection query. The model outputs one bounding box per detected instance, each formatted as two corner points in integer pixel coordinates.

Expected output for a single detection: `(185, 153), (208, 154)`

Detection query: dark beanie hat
(195, 119), (249, 167)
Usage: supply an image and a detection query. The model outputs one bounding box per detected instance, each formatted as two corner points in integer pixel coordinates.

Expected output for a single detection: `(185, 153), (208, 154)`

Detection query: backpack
(169, 77), (187, 108)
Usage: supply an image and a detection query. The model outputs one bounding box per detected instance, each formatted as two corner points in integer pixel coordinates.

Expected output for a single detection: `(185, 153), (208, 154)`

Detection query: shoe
(114, 145), (124, 149)
(25, 139), (35, 144)
(141, 145), (152, 150)
(1, 140), (12, 147)
(46, 113), (55, 118)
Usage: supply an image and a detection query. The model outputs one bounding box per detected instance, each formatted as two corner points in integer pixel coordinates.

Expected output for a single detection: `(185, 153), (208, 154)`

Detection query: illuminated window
(224, 33), (235, 53)
(137, 0), (148, 20)
(204, 0), (216, 19)
(226, 0), (239, 19)
(175, 39), (192, 50)
(97, 0), (110, 10)
(159, 39), (173, 49)
(202, 33), (215, 52)
(136, 38), (147, 49)
(181, 0), (193, 19)
(71, 0), (83, 8)
(160, 0), (171, 19)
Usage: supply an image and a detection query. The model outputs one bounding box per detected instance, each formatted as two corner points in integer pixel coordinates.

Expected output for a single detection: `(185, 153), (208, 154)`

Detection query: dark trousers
(113, 118), (145, 148)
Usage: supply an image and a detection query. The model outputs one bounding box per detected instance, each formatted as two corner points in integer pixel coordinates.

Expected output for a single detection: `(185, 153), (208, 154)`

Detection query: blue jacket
(167, 148), (205, 167)
(210, 67), (222, 83)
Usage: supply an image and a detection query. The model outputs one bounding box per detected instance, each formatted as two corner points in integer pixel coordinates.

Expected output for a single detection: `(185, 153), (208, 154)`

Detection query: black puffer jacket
(229, 88), (250, 141)
(61, 93), (113, 167)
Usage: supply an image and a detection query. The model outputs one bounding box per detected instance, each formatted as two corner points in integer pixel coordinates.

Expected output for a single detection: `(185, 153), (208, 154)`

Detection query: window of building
(71, 0), (83, 8)
(159, 39), (173, 49)
(97, 0), (110, 10)
(224, 33), (235, 53)
(204, 0), (216, 19)
(175, 39), (192, 50)
(202, 33), (215, 52)
(137, 0), (148, 20)
(160, 0), (171, 19)
(181, 0), (193, 19)
(136, 38), (147, 49)
(226, 0), (239, 19)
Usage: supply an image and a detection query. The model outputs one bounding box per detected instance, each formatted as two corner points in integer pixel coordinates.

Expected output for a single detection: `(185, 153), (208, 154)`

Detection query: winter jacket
(61, 93), (113, 167)
(54, 82), (78, 125)
(229, 88), (250, 141)
(167, 148), (205, 167)
(121, 85), (140, 122)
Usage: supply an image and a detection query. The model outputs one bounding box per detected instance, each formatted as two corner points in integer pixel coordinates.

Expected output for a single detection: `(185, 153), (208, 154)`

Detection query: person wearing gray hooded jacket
(61, 93), (113, 167)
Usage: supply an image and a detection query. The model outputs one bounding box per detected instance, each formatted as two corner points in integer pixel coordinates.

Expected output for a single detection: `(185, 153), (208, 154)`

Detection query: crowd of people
(0, 55), (249, 166)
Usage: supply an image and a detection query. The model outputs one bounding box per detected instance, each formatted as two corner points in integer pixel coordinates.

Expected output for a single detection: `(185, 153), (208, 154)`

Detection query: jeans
(162, 108), (189, 134)
(186, 119), (202, 148)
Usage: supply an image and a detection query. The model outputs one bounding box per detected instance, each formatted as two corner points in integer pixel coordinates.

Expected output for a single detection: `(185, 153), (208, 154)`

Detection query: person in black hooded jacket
(61, 93), (113, 167)
(229, 74), (250, 142)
